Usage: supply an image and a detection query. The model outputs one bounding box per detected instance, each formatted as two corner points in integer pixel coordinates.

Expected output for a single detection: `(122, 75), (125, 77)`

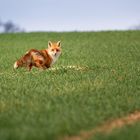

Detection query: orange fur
(14, 41), (61, 71)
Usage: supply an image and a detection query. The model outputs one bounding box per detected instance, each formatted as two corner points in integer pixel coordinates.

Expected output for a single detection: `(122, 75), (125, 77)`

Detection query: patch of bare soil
(61, 111), (140, 140)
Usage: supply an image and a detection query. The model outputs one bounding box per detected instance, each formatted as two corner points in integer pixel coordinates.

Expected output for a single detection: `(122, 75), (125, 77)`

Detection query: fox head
(47, 41), (61, 59)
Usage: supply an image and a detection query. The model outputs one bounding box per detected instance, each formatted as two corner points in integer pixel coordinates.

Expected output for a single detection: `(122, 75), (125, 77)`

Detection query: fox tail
(14, 61), (19, 69)
(14, 59), (24, 69)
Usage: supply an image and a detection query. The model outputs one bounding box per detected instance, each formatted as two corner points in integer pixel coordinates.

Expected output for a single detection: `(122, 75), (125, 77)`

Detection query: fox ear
(57, 41), (61, 47)
(48, 41), (52, 48)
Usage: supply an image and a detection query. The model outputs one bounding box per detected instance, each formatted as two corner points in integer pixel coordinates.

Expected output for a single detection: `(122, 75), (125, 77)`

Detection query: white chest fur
(48, 50), (61, 66)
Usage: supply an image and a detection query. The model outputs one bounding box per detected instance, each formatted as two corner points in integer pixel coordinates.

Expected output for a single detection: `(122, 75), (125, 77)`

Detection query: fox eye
(56, 49), (59, 52)
(51, 49), (54, 51)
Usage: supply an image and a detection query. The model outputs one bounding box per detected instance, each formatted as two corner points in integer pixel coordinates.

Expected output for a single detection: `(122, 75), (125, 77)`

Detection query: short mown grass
(0, 31), (140, 140)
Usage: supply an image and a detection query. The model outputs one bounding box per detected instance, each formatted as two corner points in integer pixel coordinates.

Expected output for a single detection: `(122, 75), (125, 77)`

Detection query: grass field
(0, 31), (140, 140)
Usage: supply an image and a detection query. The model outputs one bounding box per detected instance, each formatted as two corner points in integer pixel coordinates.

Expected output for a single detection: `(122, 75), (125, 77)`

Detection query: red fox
(14, 41), (61, 70)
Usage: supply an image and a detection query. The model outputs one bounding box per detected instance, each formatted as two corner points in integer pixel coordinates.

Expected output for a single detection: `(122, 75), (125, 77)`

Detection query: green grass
(0, 31), (140, 140)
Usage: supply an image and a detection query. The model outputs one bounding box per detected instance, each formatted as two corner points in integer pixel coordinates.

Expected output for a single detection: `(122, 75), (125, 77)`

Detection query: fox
(14, 41), (61, 71)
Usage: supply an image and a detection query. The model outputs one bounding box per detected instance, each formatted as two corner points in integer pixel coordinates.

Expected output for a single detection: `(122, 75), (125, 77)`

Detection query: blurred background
(0, 0), (140, 33)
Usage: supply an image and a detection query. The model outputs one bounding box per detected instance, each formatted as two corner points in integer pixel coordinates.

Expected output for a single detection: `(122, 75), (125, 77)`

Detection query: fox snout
(54, 52), (57, 56)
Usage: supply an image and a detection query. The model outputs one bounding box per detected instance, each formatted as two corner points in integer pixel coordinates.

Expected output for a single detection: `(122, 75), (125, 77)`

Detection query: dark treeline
(0, 19), (25, 33)
(131, 24), (140, 30)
